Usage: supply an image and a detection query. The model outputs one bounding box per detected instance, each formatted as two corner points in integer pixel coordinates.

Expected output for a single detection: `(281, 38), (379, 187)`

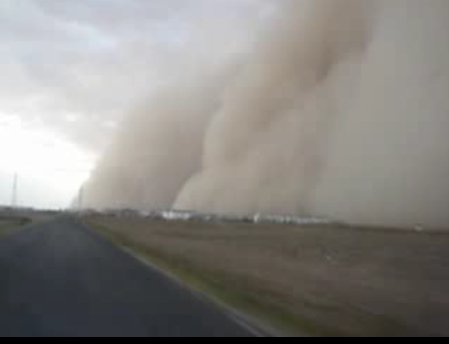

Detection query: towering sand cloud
(85, 0), (449, 229)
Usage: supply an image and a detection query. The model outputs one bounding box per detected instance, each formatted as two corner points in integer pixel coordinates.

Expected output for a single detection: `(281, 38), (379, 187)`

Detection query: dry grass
(87, 215), (449, 336)
(0, 217), (29, 238)
(0, 209), (57, 239)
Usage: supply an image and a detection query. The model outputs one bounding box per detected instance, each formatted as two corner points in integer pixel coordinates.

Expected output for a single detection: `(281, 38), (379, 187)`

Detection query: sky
(0, 0), (269, 209)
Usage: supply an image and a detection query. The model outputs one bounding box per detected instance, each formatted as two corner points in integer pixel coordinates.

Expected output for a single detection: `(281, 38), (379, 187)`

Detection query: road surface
(0, 217), (255, 337)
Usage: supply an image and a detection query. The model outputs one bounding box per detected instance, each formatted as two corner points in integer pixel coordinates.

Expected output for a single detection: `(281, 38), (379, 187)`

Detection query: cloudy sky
(0, 0), (271, 209)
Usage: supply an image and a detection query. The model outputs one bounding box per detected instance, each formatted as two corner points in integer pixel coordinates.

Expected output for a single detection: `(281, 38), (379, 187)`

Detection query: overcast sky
(0, 0), (271, 209)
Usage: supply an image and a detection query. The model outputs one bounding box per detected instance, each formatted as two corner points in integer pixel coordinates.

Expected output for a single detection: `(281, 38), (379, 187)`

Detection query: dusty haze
(84, 0), (449, 229)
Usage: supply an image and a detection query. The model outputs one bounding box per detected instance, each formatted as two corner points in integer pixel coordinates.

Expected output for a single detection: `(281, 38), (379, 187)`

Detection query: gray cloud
(0, 0), (268, 151)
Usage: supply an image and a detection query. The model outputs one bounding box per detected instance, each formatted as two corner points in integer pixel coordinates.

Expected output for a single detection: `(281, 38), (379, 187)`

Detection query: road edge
(78, 218), (285, 337)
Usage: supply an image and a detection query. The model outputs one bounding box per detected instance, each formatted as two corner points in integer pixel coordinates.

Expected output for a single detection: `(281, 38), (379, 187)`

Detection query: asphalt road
(0, 217), (255, 337)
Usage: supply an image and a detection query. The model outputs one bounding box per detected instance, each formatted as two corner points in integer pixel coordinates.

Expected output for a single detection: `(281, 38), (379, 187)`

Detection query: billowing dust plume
(84, 0), (449, 229)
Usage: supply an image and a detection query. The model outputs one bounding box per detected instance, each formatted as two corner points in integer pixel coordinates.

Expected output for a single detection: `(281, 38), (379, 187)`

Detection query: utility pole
(11, 173), (18, 208)
(78, 186), (84, 211)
